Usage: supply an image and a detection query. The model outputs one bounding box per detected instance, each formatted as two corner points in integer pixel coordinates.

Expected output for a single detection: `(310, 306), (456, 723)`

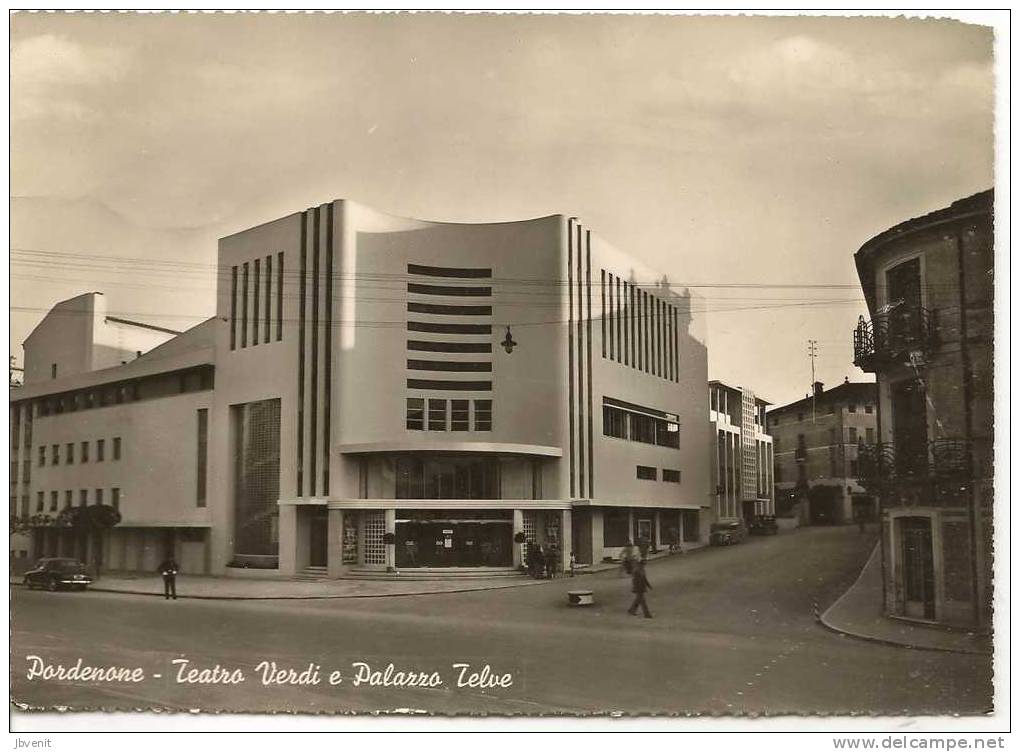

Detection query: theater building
(11, 200), (710, 578)
(852, 190), (993, 629)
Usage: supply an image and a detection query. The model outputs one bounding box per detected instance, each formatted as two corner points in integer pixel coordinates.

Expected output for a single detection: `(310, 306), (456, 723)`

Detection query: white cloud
(11, 34), (129, 121)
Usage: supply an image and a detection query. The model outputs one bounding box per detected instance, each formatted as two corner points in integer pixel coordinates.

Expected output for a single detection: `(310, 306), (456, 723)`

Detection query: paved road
(10, 526), (993, 716)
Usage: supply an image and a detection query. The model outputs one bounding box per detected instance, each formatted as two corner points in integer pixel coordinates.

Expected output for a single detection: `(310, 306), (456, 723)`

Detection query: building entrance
(394, 509), (513, 568)
(901, 517), (936, 620)
(309, 507), (328, 568)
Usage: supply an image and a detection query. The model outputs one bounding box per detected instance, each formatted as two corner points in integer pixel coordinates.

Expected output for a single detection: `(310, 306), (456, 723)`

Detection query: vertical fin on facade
(296, 211), (308, 497)
(576, 222), (585, 498)
(323, 202), (334, 496)
(586, 229), (594, 500)
(566, 218), (576, 500)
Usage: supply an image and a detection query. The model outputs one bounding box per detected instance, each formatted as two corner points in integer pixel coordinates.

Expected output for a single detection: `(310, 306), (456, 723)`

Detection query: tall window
(252, 258), (261, 346)
(196, 409), (209, 507)
(848, 427), (858, 443)
(474, 400), (492, 431)
(38, 446), (45, 467)
(276, 252), (284, 341)
(451, 400), (469, 431)
(81, 441), (89, 463)
(66, 443), (74, 464)
(95, 488), (104, 505)
(406, 398), (425, 430)
(603, 405), (628, 439)
(866, 427), (875, 444)
(113, 437), (121, 460)
(52, 444), (59, 465)
(97, 439), (105, 462)
(112, 487), (121, 511)
(36, 491), (44, 512)
(63, 490), (71, 510)
(428, 399), (447, 432)
(79, 489), (88, 506)
(241, 262), (250, 348)
(230, 265), (238, 350)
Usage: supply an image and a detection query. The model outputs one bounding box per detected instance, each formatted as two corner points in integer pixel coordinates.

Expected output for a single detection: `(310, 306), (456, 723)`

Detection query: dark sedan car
(709, 521), (747, 546)
(23, 558), (93, 591)
(749, 515), (779, 536)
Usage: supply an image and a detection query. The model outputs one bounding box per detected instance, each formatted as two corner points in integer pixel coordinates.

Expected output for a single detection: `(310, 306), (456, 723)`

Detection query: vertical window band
(241, 262), (249, 348)
(230, 265), (238, 350)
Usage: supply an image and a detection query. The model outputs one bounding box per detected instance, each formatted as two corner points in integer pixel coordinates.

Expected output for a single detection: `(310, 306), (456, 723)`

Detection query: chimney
(813, 381), (824, 397)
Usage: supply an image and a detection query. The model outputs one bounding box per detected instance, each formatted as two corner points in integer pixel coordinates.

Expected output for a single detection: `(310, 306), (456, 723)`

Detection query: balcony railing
(853, 305), (936, 371)
(857, 439), (971, 488)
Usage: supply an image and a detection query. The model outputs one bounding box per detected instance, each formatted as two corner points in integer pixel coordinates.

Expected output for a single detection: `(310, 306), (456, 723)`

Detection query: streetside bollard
(567, 589), (594, 607)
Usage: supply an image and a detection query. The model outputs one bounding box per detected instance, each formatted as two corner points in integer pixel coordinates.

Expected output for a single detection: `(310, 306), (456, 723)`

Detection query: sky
(9, 12), (996, 406)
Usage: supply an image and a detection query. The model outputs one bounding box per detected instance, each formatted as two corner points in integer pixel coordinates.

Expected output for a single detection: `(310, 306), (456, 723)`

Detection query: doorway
(901, 517), (936, 620)
(309, 507), (329, 568)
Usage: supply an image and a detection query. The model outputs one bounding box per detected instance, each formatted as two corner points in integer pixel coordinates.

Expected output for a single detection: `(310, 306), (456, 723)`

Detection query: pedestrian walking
(158, 555), (179, 600)
(620, 541), (636, 576)
(627, 559), (653, 618)
(569, 551), (576, 577)
(545, 544), (558, 579)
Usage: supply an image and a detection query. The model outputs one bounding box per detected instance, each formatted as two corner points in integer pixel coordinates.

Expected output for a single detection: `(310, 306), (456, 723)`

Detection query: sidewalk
(10, 571), (556, 600)
(818, 544), (992, 655)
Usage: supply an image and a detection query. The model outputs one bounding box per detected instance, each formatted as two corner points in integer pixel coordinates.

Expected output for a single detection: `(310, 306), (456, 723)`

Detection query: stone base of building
(28, 526), (212, 575)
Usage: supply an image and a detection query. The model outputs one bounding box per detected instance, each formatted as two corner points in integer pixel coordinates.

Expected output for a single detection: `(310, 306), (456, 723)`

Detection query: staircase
(292, 566), (328, 581)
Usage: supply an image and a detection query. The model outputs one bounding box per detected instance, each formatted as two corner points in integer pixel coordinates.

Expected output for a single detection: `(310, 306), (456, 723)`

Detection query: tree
(56, 504), (122, 578)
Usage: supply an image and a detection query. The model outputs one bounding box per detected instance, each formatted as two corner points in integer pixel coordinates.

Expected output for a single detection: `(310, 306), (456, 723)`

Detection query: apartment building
(768, 379), (877, 525)
(852, 189), (993, 629)
(708, 380), (774, 526)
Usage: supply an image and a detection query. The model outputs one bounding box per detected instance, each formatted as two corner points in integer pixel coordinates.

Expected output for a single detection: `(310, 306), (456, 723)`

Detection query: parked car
(748, 515), (779, 536)
(23, 558), (93, 592)
(709, 521), (747, 546)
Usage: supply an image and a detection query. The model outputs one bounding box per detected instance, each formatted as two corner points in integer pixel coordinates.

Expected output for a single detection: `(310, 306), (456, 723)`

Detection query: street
(10, 526), (993, 716)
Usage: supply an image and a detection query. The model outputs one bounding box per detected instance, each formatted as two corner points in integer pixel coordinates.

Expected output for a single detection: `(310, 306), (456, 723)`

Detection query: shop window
(603, 509), (630, 547)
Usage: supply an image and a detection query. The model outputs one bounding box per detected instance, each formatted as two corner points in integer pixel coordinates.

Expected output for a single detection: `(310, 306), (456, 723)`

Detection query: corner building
(218, 201), (710, 576)
(852, 190), (993, 629)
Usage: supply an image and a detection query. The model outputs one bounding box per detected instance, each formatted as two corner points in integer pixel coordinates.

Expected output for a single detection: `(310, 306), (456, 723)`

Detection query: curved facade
(852, 190), (993, 628)
(215, 200), (710, 575)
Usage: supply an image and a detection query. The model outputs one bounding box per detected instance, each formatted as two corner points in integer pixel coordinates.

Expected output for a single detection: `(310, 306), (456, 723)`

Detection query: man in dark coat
(627, 559), (653, 618)
(158, 555), (179, 600)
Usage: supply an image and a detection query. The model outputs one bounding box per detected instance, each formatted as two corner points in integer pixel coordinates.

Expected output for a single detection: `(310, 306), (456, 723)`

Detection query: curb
(9, 573), (581, 601)
(815, 545), (991, 656)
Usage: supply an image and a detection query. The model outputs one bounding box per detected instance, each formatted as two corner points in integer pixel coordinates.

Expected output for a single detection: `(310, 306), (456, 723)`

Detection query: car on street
(709, 521), (747, 546)
(23, 558), (93, 592)
(748, 515), (779, 536)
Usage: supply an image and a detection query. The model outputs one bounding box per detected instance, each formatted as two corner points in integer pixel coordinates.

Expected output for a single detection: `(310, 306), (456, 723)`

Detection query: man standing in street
(628, 558), (653, 618)
(158, 555), (179, 600)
